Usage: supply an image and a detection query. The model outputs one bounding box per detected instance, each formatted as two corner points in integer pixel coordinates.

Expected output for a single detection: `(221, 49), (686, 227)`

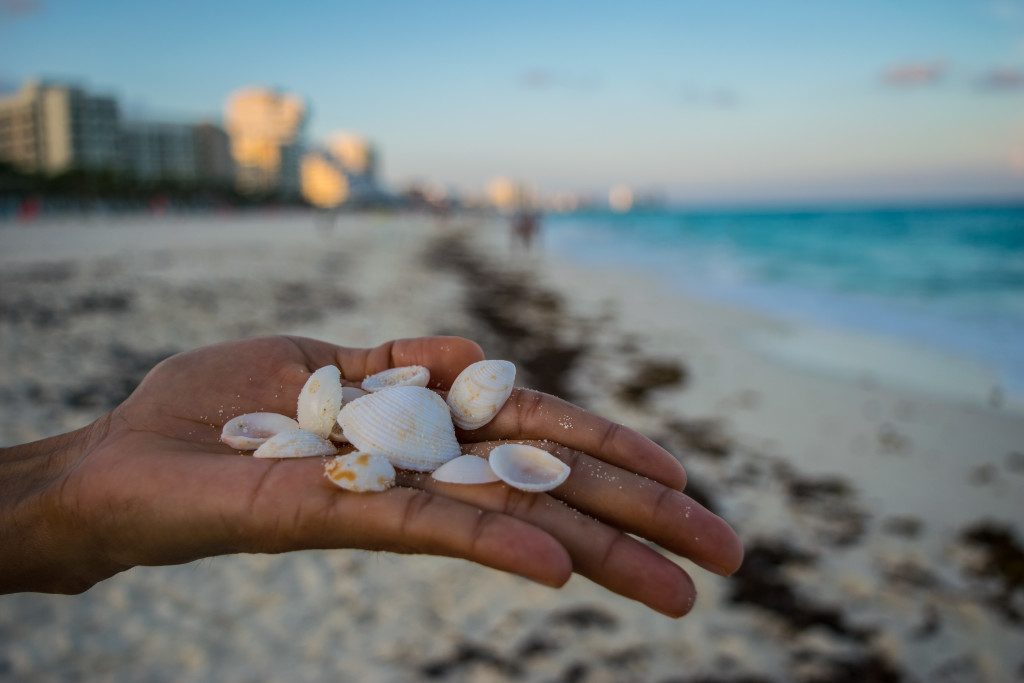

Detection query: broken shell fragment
(329, 422), (349, 443)
(488, 443), (570, 492)
(221, 412), (300, 450)
(253, 428), (338, 459)
(431, 454), (501, 484)
(446, 360), (516, 430)
(361, 365), (430, 392)
(325, 452), (396, 492)
(337, 385), (461, 471)
(297, 365), (344, 439)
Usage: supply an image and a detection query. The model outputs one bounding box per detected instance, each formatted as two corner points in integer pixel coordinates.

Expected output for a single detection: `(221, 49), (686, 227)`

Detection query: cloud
(678, 84), (739, 109)
(519, 68), (601, 92)
(882, 60), (947, 86)
(976, 67), (1024, 90)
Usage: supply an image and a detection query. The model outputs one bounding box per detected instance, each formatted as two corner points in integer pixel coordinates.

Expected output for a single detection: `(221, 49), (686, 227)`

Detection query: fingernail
(656, 590), (697, 618)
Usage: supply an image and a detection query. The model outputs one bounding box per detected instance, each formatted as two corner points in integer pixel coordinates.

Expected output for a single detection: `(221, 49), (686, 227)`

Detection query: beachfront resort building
(0, 78), (235, 189)
(119, 121), (233, 187)
(301, 132), (383, 208)
(224, 87), (307, 197)
(0, 79), (120, 174)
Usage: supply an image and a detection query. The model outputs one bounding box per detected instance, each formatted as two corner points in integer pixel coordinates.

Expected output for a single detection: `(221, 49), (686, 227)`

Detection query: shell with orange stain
(324, 451), (396, 492)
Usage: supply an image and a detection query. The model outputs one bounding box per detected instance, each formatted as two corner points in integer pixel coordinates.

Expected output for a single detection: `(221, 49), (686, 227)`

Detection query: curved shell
(342, 386), (369, 403)
(431, 454), (501, 484)
(253, 428), (338, 459)
(221, 412), (300, 450)
(337, 385), (461, 471)
(446, 360), (516, 430)
(297, 365), (344, 439)
(325, 452), (396, 492)
(488, 443), (570, 492)
(361, 365), (430, 392)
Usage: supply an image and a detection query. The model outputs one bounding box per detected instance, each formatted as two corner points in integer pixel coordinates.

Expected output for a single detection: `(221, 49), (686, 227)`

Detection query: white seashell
(221, 412), (300, 450)
(253, 428), (338, 459)
(431, 455), (501, 484)
(488, 444), (570, 492)
(337, 385), (461, 471)
(297, 365), (344, 439)
(324, 452), (396, 492)
(361, 365), (430, 392)
(328, 388), (369, 442)
(446, 360), (516, 430)
(342, 386), (369, 402)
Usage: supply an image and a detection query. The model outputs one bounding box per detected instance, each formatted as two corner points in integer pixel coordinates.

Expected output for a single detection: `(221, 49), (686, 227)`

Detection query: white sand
(1, 212), (1022, 681)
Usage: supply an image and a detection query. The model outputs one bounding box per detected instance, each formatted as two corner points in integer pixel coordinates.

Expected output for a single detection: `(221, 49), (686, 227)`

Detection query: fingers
(459, 441), (741, 577)
(532, 443), (743, 577)
(397, 466), (697, 617)
(220, 456), (571, 589)
(462, 388), (687, 491)
(328, 336), (485, 390)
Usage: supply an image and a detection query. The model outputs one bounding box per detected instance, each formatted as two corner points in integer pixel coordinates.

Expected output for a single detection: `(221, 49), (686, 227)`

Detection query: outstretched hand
(0, 335), (742, 617)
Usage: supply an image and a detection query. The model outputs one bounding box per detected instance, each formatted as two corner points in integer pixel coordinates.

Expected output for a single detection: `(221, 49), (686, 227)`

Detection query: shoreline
(541, 210), (1024, 406)
(1, 212), (1022, 680)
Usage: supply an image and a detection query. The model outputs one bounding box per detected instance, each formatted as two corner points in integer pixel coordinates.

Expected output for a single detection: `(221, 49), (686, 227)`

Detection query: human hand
(0, 335), (741, 617)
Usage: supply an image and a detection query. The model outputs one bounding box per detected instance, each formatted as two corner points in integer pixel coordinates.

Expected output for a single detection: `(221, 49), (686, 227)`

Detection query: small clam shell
(342, 386), (369, 402)
(431, 454), (501, 484)
(253, 428), (338, 459)
(337, 385), (461, 471)
(447, 360), (516, 430)
(361, 365), (430, 392)
(325, 452), (396, 492)
(488, 444), (570, 492)
(221, 412), (300, 450)
(297, 365), (344, 439)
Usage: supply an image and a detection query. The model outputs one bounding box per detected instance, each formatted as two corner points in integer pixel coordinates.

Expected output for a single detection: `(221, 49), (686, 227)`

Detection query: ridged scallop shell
(221, 412), (300, 450)
(431, 454), (501, 484)
(361, 365), (430, 392)
(325, 452), (396, 492)
(488, 444), (570, 492)
(336, 385), (461, 471)
(297, 365), (344, 439)
(446, 360), (516, 430)
(253, 428), (338, 459)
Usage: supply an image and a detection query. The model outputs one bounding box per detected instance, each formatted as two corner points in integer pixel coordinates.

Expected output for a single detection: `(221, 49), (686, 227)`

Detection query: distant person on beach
(510, 209), (541, 252)
(0, 335), (742, 617)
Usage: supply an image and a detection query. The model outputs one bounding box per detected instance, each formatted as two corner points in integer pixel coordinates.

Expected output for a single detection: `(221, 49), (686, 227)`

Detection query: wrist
(0, 418), (109, 594)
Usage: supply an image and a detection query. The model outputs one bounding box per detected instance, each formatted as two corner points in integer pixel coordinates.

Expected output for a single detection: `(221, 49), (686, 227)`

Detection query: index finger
(459, 388), (687, 491)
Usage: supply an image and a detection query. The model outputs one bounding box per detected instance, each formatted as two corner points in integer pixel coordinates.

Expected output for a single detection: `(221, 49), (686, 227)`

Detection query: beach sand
(1, 212), (1022, 682)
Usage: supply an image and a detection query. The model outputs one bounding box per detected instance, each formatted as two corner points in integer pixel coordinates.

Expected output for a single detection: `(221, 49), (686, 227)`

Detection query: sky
(2, 0), (1023, 204)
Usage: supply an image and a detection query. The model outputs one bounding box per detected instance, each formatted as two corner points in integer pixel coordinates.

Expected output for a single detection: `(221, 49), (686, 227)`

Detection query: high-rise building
(327, 132), (376, 178)
(224, 87), (306, 196)
(193, 123), (233, 187)
(301, 132), (384, 208)
(120, 121), (197, 183)
(0, 79), (119, 174)
(118, 120), (234, 186)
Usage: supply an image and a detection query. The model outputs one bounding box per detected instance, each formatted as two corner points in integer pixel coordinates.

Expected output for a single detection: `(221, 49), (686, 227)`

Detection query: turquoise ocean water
(543, 204), (1024, 397)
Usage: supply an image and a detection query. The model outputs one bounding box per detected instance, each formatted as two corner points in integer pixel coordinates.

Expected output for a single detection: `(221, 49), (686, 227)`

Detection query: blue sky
(2, 0), (1023, 203)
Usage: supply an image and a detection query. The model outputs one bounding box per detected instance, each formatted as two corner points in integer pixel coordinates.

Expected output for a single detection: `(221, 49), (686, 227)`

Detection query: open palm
(38, 335), (741, 617)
